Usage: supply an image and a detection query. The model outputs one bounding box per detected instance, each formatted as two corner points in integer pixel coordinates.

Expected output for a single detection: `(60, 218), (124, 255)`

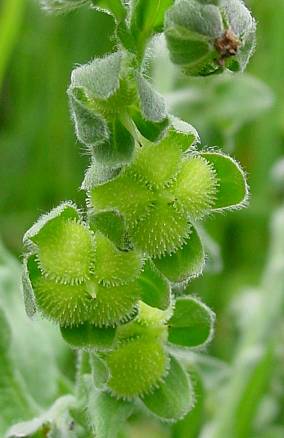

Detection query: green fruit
(87, 280), (141, 327)
(93, 232), (143, 287)
(106, 337), (169, 399)
(32, 275), (93, 327)
(34, 217), (95, 285)
(130, 199), (191, 258)
(172, 156), (218, 219)
(91, 171), (154, 225)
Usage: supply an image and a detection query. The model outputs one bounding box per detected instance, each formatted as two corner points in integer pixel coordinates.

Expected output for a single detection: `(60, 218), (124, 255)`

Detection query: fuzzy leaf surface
(142, 355), (193, 421)
(88, 390), (133, 438)
(137, 261), (170, 310)
(202, 152), (247, 209)
(168, 296), (215, 348)
(154, 226), (205, 283)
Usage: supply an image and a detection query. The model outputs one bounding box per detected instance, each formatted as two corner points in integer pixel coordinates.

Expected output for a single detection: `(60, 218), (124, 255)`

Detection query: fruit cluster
(23, 0), (254, 423)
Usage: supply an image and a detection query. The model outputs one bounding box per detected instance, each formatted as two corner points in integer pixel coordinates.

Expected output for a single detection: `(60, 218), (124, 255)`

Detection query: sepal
(154, 226), (205, 284)
(137, 261), (171, 311)
(168, 296), (215, 349)
(60, 323), (116, 350)
(131, 73), (169, 142)
(141, 355), (194, 421)
(201, 151), (248, 210)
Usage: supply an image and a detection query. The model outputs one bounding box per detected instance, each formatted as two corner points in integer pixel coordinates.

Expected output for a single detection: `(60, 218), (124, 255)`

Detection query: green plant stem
(0, 0), (25, 90)
(119, 111), (151, 147)
(211, 206), (284, 438)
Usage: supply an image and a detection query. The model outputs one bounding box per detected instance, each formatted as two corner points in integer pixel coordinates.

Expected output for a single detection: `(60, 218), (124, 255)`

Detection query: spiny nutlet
(33, 218), (95, 285)
(93, 232), (144, 287)
(105, 337), (169, 399)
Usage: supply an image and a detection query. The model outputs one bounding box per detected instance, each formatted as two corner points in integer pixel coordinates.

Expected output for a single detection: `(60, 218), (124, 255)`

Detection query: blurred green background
(1, 0), (284, 437)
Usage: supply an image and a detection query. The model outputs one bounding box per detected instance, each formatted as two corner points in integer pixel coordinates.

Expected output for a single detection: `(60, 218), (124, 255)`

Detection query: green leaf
(5, 396), (76, 438)
(164, 116), (199, 152)
(95, 0), (127, 22)
(165, 0), (222, 76)
(0, 242), (71, 410)
(60, 323), (116, 350)
(131, 109), (169, 142)
(81, 160), (120, 191)
(69, 52), (136, 152)
(130, 0), (174, 37)
(22, 257), (37, 319)
(141, 356), (194, 421)
(168, 296), (215, 348)
(68, 87), (109, 148)
(0, 307), (36, 436)
(154, 226), (205, 284)
(88, 390), (133, 438)
(137, 261), (170, 310)
(92, 118), (135, 166)
(70, 52), (123, 101)
(172, 369), (204, 438)
(132, 73), (169, 142)
(90, 354), (109, 389)
(202, 151), (248, 210)
(136, 74), (167, 123)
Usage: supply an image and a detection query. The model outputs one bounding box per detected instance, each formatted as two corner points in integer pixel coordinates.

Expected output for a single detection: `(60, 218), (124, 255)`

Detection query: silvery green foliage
(17, 0), (256, 435)
(165, 0), (256, 76)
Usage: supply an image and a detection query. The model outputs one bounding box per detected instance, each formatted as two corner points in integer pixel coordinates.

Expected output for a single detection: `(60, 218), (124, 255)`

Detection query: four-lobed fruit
(24, 205), (144, 328)
(91, 141), (246, 259)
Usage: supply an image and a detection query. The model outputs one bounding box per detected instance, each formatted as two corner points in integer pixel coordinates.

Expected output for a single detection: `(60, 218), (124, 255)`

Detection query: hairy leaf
(142, 356), (194, 421)
(88, 390), (133, 438)
(202, 151), (248, 209)
(137, 261), (171, 310)
(154, 226), (205, 283)
(168, 296), (215, 348)
(61, 323), (116, 350)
